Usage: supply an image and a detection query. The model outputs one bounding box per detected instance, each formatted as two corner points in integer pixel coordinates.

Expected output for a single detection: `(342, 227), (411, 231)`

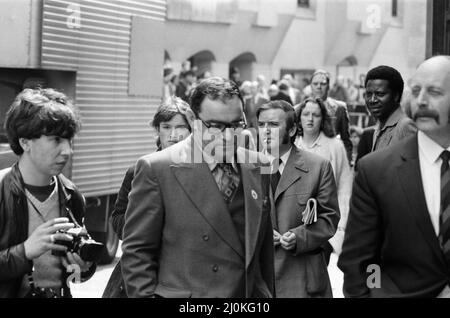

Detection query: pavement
(329, 252), (344, 298)
(71, 243), (344, 298)
(71, 243), (121, 298)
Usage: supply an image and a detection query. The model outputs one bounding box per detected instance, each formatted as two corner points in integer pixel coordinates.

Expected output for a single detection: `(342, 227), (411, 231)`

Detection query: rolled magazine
(301, 198), (318, 225)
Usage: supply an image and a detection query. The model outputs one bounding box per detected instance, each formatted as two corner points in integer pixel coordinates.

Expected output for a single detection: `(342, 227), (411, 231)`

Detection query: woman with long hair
(295, 97), (352, 256)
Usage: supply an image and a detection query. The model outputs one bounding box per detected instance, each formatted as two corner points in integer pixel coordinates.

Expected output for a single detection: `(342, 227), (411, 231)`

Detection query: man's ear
(19, 138), (31, 152)
(289, 126), (297, 138)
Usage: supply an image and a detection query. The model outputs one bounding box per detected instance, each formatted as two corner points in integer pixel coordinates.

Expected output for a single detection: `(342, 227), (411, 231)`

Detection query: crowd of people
(0, 54), (449, 298)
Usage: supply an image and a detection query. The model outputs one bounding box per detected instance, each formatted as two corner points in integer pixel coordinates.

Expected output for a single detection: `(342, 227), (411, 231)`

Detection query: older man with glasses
(121, 77), (275, 298)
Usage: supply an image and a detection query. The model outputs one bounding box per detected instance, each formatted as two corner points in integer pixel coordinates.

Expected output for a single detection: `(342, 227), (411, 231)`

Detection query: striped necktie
(439, 150), (450, 263)
(213, 163), (240, 204)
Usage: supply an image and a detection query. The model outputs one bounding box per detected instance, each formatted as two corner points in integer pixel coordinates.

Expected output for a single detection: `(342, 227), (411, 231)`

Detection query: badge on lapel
(251, 189), (258, 200)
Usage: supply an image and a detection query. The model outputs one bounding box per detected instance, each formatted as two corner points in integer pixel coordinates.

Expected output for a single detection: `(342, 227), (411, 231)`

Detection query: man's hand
(273, 229), (281, 247)
(24, 217), (74, 260)
(280, 231), (296, 251)
(62, 252), (93, 273)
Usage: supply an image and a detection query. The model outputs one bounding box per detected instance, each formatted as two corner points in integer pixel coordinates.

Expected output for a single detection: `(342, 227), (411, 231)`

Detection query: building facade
(164, 0), (428, 89)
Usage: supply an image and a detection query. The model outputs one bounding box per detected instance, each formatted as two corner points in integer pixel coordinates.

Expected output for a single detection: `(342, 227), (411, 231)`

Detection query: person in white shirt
(338, 55), (450, 298)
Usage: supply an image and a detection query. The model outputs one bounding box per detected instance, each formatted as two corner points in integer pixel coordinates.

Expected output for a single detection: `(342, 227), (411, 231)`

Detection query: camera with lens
(52, 226), (104, 262)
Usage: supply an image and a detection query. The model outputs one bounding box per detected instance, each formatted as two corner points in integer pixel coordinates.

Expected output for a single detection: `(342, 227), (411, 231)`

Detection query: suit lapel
(269, 185), (278, 231)
(240, 163), (264, 269)
(274, 148), (308, 202)
(171, 163), (244, 259)
(397, 136), (446, 265)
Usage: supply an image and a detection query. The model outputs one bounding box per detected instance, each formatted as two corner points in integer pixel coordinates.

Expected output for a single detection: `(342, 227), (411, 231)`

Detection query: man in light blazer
(121, 77), (274, 298)
(257, 100), (340, 298)
(338, 56), (450, 297)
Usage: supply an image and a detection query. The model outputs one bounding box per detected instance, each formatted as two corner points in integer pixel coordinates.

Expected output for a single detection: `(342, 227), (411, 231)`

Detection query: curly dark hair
(365, 65), (404, 103)
(5, 88), (81, 155)
(296, 97), (335, 138)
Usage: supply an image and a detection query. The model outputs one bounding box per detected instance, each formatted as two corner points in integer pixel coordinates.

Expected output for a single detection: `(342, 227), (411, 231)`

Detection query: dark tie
(213, 163), (240, 204)
(271, 159), (282, 195)
(439, 150), (450, 262)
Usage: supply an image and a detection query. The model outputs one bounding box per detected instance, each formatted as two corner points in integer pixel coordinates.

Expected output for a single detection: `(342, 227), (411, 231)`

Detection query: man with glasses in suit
(121, 77), (274, 298)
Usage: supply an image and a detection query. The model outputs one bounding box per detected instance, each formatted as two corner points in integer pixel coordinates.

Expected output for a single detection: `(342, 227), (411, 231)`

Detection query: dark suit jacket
(121, 136), (275, 298)
(111, 165), (134, 240)
(355, 126), (375, 170)
(326, 97), (352, 163)
(271, 147), (340, 298)
(338, 134), (450, 297)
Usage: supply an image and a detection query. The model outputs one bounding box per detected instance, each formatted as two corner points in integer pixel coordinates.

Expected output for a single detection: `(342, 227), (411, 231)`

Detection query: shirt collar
(418, 130), (450, 164)
(265, 147), (292, 169)
(298, 132), (323, 149)
(207, 160), (238, 173)
(280, 147), (292, 166)
(378, 107), (404, 131)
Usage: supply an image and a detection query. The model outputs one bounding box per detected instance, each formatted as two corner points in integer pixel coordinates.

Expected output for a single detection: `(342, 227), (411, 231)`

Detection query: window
(392, 0), (398, 17)
(297, 0), (309, 8)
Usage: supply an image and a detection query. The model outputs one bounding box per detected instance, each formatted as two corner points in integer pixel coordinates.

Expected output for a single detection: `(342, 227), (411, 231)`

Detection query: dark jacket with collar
(121, 136), (275, 298)
(324, 97), (353, 163)
(0, 164), (94, 298)
(371, 107), (417, 151)
(339, 134), (449, 297)
(270, 146), (340, 297)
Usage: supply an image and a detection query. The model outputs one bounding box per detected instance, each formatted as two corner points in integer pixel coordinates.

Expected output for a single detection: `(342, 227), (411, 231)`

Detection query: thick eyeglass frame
(197, 112), (248, 132)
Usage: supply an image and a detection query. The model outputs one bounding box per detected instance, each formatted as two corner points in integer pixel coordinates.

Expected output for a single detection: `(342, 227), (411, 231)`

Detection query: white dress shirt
(266, 147), (292, 176)
(418, 131), (450, 236)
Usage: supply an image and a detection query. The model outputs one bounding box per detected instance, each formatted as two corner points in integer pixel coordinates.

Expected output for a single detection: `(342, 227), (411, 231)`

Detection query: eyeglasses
(197, 113), (248, 132)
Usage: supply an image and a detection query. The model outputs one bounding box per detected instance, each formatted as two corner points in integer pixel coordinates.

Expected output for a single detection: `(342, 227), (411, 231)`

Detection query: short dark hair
(296, 97), (335, 138)
(5, 88), (81, 155)
(278, 83), (289, 91)
(256, 100), (297, 144)
(189, 77), (244, 116)
(152, 96), (192, 150)
(365, 65), (404, 103)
